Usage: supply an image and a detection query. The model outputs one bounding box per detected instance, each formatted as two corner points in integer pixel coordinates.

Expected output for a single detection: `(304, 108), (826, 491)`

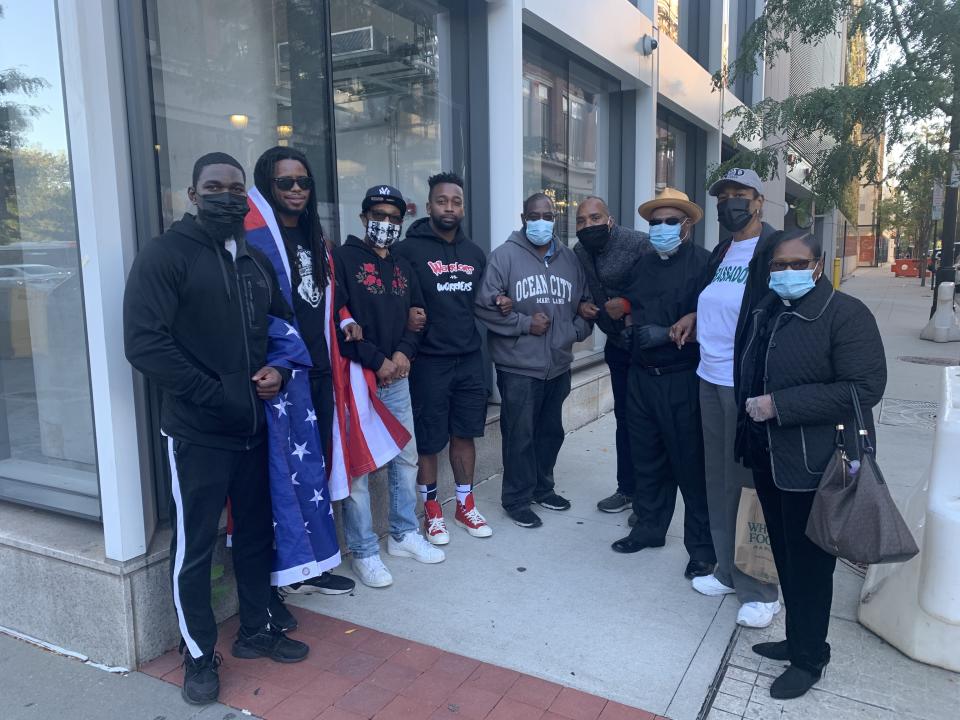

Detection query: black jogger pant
(605, 343), (634, 497)
(626, 366), (715, 563)
(497, 369), (571, 512)
(309, 370), (334, 461)
(753, 468), (836, 673)
(167, 436), (273, 659)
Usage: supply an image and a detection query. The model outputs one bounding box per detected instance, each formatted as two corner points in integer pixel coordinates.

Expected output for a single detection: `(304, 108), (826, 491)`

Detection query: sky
(0, 0), (70, 154)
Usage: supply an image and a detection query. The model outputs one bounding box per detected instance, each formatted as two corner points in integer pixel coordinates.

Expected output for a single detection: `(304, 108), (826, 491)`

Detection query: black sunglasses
(770, 258), (819, 272)
(273, 176), (314, 191)
(648, 217), (686, 226)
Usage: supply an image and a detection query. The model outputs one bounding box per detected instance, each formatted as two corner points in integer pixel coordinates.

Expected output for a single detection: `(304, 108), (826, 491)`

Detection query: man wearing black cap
(333, 185), (445, 588)
(124, 153), (309, 706)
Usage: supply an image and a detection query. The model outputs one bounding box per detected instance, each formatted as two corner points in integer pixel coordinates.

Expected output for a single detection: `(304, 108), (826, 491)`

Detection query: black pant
(626, 366), (715, 562)
(497, 369), (571, 512)
(605, 343), (634, 496)
(309, 370), (333, 461)
(753, 468), (836, 673)
(167, 437), (273, 659)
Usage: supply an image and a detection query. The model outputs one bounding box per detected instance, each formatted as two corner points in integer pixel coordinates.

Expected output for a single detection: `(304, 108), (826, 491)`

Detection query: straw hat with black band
(638, 187), (703, 224)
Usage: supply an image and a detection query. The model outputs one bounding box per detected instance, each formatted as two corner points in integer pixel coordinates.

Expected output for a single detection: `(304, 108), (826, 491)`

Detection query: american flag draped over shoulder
(263, 316), (341, 585)
(245, 188), (410, 499)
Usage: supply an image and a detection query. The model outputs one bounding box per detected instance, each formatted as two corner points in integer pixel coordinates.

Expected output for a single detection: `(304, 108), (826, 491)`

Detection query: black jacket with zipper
(393, 217), (486, 356)
(736, 278), (887, 490)
(699, 221), (779, 392)
(124, 213), (292, 450)
(333, 235), (425, 371)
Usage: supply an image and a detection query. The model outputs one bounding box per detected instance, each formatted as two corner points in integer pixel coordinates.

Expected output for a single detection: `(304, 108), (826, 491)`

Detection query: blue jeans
(341, 378), (419, 559)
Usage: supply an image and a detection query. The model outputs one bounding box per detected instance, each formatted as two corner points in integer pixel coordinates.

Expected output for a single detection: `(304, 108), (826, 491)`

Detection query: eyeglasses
(770, 258), (817, 271)
(273, 176), (314, 191)
(368, 210), (403, 225)
(648, 217), (686, 226)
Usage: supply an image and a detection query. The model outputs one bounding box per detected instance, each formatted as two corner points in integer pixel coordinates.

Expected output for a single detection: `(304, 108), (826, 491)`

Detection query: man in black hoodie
(124, 153), (308, 706)
(394, 172), (493, 546)
(333, 184), (445, 589)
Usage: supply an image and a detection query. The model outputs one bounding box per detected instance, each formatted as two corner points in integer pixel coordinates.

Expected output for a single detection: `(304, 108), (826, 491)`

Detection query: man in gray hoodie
(475, 193), (592, 528)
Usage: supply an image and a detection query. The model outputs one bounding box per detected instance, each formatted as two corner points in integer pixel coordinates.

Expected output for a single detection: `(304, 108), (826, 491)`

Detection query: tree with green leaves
(0, 2), (51, 245)
(719, 0), (960, 277)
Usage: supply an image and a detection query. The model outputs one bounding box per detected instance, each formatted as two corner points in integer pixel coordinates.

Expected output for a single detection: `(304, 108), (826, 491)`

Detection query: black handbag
(804, 385), (919, 564)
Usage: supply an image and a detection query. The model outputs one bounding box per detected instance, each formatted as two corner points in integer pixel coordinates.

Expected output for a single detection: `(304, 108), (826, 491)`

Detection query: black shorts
(409, 351), (488, 455)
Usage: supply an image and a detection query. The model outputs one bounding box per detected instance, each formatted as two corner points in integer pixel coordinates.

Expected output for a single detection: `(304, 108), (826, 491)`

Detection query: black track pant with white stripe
(166, 436), (273, 659)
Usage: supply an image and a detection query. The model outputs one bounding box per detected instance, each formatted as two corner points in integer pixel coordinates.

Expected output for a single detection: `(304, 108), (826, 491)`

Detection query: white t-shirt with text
(696, 236), (759, 387)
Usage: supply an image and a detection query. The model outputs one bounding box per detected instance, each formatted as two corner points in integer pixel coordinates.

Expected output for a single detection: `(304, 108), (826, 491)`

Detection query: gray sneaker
(597, 492), (632, 513)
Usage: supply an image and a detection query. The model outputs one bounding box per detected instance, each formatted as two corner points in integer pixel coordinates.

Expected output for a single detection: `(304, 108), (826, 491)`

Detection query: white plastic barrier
(920, 281), (960, 342)
(859, 366), (960, 672)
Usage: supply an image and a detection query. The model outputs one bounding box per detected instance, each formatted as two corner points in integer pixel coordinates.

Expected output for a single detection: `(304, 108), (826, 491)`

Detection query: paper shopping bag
(734, 487), (779, 585)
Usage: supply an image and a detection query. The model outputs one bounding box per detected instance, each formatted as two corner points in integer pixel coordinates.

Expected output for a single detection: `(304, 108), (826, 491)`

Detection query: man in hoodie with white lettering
(124, 153), (308, 706)
(394, 172), (494, 545)
(476, 193), (592, 528)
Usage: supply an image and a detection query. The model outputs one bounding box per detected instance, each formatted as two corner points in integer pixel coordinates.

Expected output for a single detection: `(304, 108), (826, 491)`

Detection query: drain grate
(898, 355), (959, 366)
(878, 398), (938, 429)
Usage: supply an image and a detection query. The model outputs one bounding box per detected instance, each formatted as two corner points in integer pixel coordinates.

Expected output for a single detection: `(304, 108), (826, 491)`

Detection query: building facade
(0, 0), (847, 668)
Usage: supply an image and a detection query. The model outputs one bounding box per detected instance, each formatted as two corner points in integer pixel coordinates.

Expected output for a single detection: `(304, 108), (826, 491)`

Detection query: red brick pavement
(140, 607), (667, 720)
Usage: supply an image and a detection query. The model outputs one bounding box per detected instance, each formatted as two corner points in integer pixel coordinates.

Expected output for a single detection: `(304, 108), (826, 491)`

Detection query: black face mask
(576, 223), (611, 253)
(717, 198), (755, 233)
(196, 192), (249, 239)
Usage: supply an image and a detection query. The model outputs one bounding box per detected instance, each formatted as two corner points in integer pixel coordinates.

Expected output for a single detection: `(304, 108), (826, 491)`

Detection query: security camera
(641, 35), (659, 55)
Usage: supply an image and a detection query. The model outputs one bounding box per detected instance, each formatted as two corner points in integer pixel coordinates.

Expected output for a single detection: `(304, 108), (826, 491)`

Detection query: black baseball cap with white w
(362, 184), (407, 217)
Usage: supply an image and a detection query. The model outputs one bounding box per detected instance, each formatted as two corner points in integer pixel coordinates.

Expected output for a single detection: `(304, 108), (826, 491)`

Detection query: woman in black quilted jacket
(736, 229), (887, 700)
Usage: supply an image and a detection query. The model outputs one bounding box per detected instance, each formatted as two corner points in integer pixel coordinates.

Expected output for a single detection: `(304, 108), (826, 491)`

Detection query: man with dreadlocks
(251, 146), (357, 623)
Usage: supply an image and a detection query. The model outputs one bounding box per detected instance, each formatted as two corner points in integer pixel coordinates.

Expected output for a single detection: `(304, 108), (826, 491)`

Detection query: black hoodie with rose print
(332, 235), (425, 372)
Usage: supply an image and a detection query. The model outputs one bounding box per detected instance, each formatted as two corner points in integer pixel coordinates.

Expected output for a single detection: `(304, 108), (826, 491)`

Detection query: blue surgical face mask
(525, 219), (554, 246)
(648, 223), (683, 254)
(769, 268), (817, 300)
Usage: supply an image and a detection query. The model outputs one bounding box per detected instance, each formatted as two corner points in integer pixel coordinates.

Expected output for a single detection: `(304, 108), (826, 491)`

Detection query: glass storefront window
(330, 0), (458, 241)
(0, 1), (99, 518)
(655, 118), (686, 193)
(146, 0), (339, 234)
(522, 32), (617, 249)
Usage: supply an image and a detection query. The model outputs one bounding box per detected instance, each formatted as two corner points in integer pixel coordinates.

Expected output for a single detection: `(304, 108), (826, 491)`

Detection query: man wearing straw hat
(610, 188), (716, 581)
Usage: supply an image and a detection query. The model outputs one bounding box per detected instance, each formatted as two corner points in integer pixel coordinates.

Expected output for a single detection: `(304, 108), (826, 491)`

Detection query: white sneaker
(351, 555), (393, 588)
(692, 574), (736, 597)
(387, 532), (446, 564)
(737, 601), (782, 628)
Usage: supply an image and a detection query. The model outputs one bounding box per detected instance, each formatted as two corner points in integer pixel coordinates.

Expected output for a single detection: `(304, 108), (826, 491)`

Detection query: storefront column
(486, 0), (524, 250)
(58, 0), (148, 561)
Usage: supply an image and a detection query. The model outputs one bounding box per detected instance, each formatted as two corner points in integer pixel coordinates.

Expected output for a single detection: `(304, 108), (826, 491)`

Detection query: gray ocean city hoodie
(475, 230), (592, 380)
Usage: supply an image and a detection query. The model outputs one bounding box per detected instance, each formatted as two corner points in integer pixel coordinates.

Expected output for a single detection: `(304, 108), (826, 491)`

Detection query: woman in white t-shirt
(670, 168), (781, 629)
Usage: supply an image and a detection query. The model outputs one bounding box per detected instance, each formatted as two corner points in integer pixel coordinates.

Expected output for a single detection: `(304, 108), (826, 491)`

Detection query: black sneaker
(267, 588), (298, 632)
(597, 492), (632, 513)
(535, 492), (571, 511)
(507, 507), (543, 528)
(286, 572), (356, 596)
(684, 559), (716, 580)
(232, 625), (309, 663)
(181, 651), (221, 705)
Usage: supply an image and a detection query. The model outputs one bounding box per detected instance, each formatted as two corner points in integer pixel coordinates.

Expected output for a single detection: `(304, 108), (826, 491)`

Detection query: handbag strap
(849, 384), (875, 456)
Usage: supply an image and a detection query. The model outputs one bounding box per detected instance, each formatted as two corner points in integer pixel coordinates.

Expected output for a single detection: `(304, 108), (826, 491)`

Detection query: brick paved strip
(140, 606), (664, 720)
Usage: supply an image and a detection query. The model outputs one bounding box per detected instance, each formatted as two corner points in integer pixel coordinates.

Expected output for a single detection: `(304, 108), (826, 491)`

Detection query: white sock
(456, 484), (471, 504)
(417, 484), (428, 504)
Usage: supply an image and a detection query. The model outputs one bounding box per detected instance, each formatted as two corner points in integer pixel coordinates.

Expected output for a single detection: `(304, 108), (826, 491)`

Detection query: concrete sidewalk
(2, 267), (957, 720)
